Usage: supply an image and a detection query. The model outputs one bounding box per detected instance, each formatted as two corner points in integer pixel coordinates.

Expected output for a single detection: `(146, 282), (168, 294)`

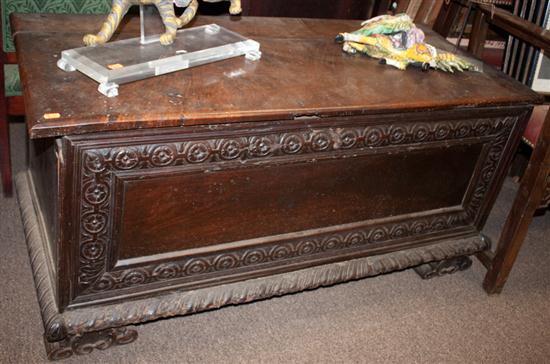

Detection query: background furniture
(484, 104), (550, 294)
(463, 3), (550, 293)
(239, 0), (444, 26)
(13, 12), (538, 359)
(240, 0), (377, 19)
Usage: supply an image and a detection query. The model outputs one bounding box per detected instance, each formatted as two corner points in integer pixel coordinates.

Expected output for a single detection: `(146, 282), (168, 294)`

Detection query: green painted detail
(2, 0), (111, 53)
(4, 63), (21, 96)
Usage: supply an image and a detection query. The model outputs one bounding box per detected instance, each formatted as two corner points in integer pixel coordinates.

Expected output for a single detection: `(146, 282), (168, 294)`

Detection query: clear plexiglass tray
(57, 24), (261, 97)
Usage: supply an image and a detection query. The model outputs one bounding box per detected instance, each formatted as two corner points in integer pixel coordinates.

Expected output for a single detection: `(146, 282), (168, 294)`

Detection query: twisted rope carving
(15, 172), (67, 342)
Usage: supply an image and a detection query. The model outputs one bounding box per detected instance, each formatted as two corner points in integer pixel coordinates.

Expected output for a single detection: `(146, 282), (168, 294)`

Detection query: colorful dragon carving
(336, 14), (474, 73)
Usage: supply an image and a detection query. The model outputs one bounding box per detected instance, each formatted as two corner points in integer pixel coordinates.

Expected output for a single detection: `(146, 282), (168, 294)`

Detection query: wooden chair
(0, 0), (111, 196)
(462, 3), (550, 293)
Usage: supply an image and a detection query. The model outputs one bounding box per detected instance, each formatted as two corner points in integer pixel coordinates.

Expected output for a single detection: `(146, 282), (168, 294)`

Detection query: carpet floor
(1, 122), (549, 364)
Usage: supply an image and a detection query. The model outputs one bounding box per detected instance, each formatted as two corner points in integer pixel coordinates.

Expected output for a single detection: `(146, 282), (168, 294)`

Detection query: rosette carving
(281, 134), (304, 154)
(185, 142), (211, 163)
(434, 123), (452, 140)
(152, 264), (180, 279)
(83, 182), (109, 205)
(249, 136), (273, 156)
(388, 125), (407, 144)
(364, 127), (384, 147)
(75, 114), (519, 298)
(218, 139), (244, 160)
(464, 116), (517, 220)
(310, 131), (332, 151)
(80, 241), (105, 261)
(82, 213), (107, 234)
(339, 129), (359, 149)
(113, 148), (139, 170)
(84, 213), (467, 293)
(150, 145), (176, 166)
(412, 124), (430, 142)
(84, 152), (106, 173)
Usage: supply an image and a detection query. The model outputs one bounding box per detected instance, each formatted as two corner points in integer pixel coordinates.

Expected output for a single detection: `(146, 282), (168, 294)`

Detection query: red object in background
(481, 46), (505, 69)
(523, 105), (550, 148)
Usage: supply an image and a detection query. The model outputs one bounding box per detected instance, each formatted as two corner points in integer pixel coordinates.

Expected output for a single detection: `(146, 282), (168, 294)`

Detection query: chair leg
(482, 111), (550, 294)
(0, 111), (12, 197)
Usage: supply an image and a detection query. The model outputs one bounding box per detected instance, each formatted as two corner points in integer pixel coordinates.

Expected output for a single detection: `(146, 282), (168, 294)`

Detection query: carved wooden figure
(83, 0), (241, 46)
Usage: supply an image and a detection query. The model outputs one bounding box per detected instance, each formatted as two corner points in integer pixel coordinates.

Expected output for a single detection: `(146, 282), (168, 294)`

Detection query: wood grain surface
(12, 14), (541, 139)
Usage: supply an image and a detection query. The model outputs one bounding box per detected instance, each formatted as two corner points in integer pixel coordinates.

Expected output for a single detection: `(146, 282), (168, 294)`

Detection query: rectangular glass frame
(57, 24), (261, 97)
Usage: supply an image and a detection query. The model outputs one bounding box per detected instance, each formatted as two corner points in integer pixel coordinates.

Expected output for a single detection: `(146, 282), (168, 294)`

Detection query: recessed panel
(114, 143), (482, 260)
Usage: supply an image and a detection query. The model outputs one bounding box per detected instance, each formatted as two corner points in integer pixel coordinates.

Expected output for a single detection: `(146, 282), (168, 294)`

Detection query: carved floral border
(75, 116), (518, 297)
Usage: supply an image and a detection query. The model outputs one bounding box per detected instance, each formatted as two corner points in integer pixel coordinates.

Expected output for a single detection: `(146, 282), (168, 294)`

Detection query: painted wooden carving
(336, 14), (474, 72)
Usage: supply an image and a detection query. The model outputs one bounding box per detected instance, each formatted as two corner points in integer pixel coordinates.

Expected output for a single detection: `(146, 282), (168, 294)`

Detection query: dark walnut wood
(12, 14), (539, 359)
(62, 109), (522, 308)
(11, 14), (540, 139)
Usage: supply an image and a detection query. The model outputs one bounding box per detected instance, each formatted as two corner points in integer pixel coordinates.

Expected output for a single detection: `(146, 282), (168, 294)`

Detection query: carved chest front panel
(55, 106), (529, 309)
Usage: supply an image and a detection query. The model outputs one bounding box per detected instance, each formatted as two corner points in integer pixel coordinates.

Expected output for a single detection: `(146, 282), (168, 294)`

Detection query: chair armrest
(476, 3), (550, 54)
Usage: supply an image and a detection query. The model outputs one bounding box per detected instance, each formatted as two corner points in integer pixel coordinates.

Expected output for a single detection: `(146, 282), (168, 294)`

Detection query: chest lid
(12, 14), (541, 139)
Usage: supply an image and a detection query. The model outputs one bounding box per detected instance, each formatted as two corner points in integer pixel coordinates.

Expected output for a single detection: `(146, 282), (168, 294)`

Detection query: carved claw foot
(44, 326), (138, 360)
(83, 34), (105, 47)
(160, 32), (176, 45)
(413, 256), (472, 279)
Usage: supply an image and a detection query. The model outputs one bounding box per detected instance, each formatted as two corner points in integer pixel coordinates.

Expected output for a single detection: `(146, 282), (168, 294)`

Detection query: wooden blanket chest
(12, 13), (540, 359)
